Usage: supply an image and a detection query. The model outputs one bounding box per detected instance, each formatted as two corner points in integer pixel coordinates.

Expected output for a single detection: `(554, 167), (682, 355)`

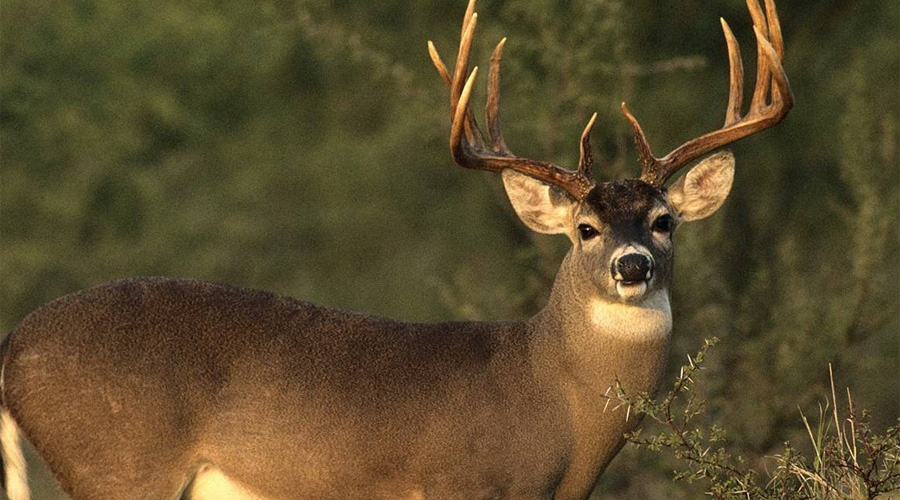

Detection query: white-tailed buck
(0, 0), (792, 498)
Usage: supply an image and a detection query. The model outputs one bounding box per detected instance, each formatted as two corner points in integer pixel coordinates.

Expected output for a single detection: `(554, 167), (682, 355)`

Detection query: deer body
(4, 266), (668, 500)
(0, 0), (791, 498)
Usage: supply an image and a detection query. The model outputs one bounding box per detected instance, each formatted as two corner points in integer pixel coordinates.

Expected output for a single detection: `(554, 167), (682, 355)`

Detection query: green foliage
(616, 340), (900, 499)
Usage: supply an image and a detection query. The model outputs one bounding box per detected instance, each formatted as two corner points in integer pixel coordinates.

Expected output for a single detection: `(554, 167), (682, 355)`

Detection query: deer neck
(526, 254), (674, 500)
(531, 252), (673, 398)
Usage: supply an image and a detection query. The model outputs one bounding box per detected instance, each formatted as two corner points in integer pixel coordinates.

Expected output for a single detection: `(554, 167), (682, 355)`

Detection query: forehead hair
(582, 179), (666, 225)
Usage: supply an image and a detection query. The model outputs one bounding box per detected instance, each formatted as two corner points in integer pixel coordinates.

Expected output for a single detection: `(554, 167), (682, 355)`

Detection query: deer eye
(578, 224), (598, 241)
(652, 214), (674, 233)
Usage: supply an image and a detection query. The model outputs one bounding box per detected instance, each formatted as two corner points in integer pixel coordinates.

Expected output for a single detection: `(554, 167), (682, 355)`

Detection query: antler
(621, 0), (794, 187)
(427, 0), (597, 201)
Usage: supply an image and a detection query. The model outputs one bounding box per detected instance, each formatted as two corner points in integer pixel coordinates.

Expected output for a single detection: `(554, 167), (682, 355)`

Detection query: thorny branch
(607, 338), (900, 499)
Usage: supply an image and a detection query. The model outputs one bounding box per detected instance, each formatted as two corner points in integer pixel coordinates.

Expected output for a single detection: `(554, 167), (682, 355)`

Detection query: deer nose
(612, 253), (653, 283)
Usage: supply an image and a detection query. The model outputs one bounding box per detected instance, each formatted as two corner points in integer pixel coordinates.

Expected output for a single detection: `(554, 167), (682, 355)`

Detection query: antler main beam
(622, 0), (793, 187)
(428, 0), (596, 201)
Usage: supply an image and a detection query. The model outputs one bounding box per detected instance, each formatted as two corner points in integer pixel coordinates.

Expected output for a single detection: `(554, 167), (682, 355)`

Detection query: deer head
(428, 0), (792, 305)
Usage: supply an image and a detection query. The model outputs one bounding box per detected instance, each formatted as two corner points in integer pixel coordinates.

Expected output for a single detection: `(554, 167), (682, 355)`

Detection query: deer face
(502, 150), (735, 304)
(576, 179), (674, 302)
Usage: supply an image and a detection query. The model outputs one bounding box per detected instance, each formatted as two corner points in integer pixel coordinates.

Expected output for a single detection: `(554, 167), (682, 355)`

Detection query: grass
(611, 339), (900, 499)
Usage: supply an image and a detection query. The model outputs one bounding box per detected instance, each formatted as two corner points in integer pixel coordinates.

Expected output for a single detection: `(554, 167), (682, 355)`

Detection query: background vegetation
(1, 0), (897, 497)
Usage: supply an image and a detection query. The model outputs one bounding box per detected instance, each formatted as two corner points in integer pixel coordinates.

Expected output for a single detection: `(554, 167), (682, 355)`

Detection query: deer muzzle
(612, 252), (654, 284)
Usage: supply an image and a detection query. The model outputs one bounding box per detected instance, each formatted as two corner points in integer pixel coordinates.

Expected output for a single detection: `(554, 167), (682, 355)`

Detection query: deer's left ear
(667, 150), (735, 222)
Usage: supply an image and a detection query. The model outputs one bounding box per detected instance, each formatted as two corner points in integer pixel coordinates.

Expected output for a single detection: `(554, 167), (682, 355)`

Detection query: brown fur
(0, 155), (736, 499)
(2, 264), (667, 500)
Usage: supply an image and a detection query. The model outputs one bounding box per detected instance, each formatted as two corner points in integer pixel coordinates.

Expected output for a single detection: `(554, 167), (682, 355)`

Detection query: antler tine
(450, 3), (477, 111)
(486, 37), (510, 154)
(620, 102), (658, 174)
(763, 0), (785, 104)
(450, 14), (475, 112)
(461, 0), (476, 41)
(755, 26), (792, 108)
(432, 1), (596, 201)
(451, 67), (482, 165)
(720, 18), (743, 126)
(428, 18), (485, 148)
(455, 13), (488, 148)
(427, 41), (452, 86)
(764, 0), (785, 60)
(578, 112), (598, 177)
(747, 0), (772, 113)
(623, 0), (793, 187)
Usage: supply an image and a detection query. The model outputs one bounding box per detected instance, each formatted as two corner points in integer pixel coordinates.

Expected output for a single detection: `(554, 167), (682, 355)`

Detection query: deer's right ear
(502, 169), (576, 235)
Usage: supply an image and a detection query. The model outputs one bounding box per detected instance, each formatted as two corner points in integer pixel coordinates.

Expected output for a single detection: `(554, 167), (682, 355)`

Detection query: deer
(0, 0), (791, 499)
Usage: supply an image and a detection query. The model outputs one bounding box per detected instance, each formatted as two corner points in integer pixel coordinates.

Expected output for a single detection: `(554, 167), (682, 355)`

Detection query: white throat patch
(189, 467), (267, 500)
(589, 290), (672, 341)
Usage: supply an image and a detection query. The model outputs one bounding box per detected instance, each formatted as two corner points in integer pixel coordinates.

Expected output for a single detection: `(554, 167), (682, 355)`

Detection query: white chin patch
(616, 281), (648, 301)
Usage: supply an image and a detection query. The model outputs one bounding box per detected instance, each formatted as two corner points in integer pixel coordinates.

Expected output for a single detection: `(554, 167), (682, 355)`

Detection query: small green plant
(612, 338), (900, 499)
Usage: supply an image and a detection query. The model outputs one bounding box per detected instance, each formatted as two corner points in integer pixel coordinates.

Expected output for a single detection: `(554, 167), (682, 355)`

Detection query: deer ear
(668, 150), (735, 222)
(502, 169), (576, 235)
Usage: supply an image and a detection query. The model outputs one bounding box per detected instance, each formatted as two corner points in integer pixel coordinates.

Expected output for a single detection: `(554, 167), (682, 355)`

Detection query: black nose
(613, 253), (653, 282)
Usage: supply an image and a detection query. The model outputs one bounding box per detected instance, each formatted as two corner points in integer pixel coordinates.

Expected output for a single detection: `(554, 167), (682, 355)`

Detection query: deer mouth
(615, 280), (649, 301)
